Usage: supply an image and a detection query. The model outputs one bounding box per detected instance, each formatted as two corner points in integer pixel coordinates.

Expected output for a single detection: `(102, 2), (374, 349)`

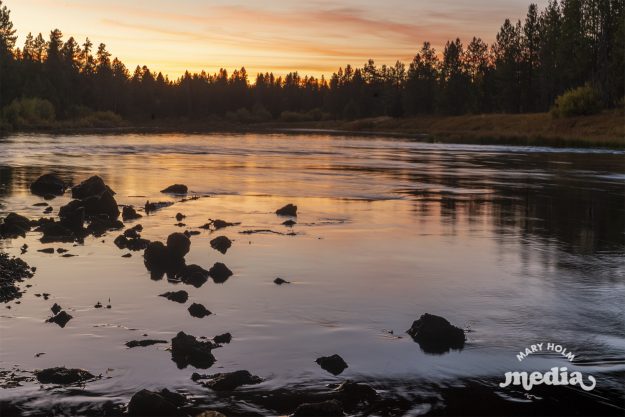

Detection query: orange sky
(8, 0), (547, 79)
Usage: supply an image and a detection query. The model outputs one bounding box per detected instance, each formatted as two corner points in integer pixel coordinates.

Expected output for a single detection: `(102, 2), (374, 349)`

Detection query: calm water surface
(0, 133), (624, 414)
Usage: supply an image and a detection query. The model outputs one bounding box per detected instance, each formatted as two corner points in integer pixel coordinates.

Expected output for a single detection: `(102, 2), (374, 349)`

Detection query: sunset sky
(9, 0), (547, 79)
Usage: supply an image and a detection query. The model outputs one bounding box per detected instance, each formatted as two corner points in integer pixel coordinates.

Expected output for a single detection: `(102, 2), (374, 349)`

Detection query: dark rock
(178, 264), (209, 288)
(50, 303), (62, 315)
(175, 213), (185, 221)
(144, 241), (170, 271)
(86, 215), (123, 237)
(122, 206), (142, 221)
(200, 219), (240, 230)
(188, 303), (212, 318)
(83, 190), (120, 219)
(406, 313), (465, 354)
(196, 411), (227, 417)
(130, 224), (143, 232)
(0, 254), (34, 303)
(175, 222), (186, 227)
(167, 232), (191, 259)
(0, 213), (31, 238)
(43, 193), (56, 200)
(43, 206), (53, 214)
(35, 367), (94, 384)
(61, 253), (76, 257)
(114, 235), (128, 249)
(33, 202), (49, 207)
(171, 331), (216, 369)
(200, 370), (262, 391)
(72, 176), (115, 199)
(123, 228), (139, 239)
(127, 389), (180, 416)
(126, 238), (150, 251)
(122, 253), (132, 258)
(125, 339), (168, 348)
(38, 221), (76, 243)
(315, 354), (348, 375)
(56, 248), (68, 253)
(161, 184), (188, 194)
(47, 310), (73, 328)
(209, 236), (232, 254)
(30, 174), (68, 196)
(293, 399), (343, 416)
(37, 248), (55, 254)
(276, 204), (297, 216)
(334, 380), (378, 403)
(144, 201), (174, 213)
(282, 219), (297, 227)
(208, 262), (232, 284)
(274, 277), (290, 285)
(58, 200), (86, 230)
(94, 301), (102, 308)
(184, 230), (200, 237)
(213, 333), (232, 344)
(159, 290), (188, 303)
(159, 388), (186, 407)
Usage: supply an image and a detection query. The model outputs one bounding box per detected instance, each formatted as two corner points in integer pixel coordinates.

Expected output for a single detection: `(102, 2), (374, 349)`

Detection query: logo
(499, 342), (596, 391)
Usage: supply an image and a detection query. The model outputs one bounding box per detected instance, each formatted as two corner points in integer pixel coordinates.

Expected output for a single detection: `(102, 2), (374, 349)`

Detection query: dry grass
(339, 109), (625, 148)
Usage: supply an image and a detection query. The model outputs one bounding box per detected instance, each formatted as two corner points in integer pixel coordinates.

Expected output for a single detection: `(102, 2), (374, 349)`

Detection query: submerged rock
(127, 389), (181, 416)
(198, 370), (262, 391)
(293, 399), (343, 416)
(282, 219), (297, 227)
(406, 313), (465, 354)
(315, 354), (348, 375)
(199, 219), (240, 231)
(209, 236), (232, 254)
(71, 175), (114, 199)
(122, 206), (142, 221)
(38, 221), (76, 243)
(188, 303), (212, 318)
(213, 332), (232, 344)
(171, 331), (217, 369)
(161, 184), (188, 194)
(30, 174), (68, 196)
(159, 290), (188, 303)
(35, 367), (94, 384)
(47, 310), (73, 328)
(208, 262), (232, 284)
(125, 339), (168, 348)
(274, 277), (290, 285)
(276, 204), (297, 216)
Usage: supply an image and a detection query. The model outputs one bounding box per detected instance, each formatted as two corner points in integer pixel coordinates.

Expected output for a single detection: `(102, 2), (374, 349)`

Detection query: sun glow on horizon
(8, 0), (548, 79)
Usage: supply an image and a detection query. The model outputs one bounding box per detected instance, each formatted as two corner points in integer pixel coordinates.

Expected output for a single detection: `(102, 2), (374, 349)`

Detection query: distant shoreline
(3, 110), (623, 149)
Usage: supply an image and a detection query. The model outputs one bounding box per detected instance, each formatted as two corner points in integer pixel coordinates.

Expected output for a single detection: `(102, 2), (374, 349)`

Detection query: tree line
(0, 0), (623, 124)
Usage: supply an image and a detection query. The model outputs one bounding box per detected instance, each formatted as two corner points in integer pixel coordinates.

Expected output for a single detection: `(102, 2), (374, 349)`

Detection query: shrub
(551, 85), (601, 118)
(2, 97), (55, 128)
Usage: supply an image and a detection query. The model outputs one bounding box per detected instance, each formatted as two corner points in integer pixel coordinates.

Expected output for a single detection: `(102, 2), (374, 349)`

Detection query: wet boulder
(188, 303), (212, 318)
(293, 399), (343, 417)
(208, 262), (232, 284)
(213, 333), (232, 344)
(47, 310), (73, 328)
(83, 190), (120, 219)
(127, 389), (181, 416)
(71, 175), (115, 199)
(159, 290), (188, 303)
(30, 174), (68, 196)
(274, 277), (290, 285)
(38, 221), (76, 243)
(171, 331), (217, 369)
(177, 264), (209, 288)
(282, 219), (297, 227)
(406, 313), (465, 354)
(58, 200), (86, 230)
(144, 242), (170, 271)
(35, 367), (94, 384)
(122, 206), (142, 221)
(199, 370), (262, 391)
(200, 219), (240, 231)
(276, 204), (297, 216)
(161, 184), (188, 194)
(167, 232), (191, 259)
(0, 213), (31, 238)
(315, 354), (348, 375)
(334, 380), (378, 403)
(51, 303), (62, 315)
(175, 212), (185, 221)
(209, 236), (232, 254)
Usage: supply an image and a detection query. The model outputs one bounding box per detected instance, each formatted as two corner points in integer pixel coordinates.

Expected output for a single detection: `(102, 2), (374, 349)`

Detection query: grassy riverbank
(2, 110), (623, 149)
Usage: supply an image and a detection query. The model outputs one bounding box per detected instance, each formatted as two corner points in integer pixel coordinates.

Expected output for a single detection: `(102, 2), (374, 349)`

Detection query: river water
(0, 133), (623, 415)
